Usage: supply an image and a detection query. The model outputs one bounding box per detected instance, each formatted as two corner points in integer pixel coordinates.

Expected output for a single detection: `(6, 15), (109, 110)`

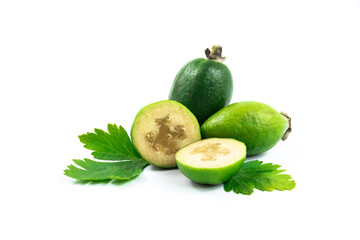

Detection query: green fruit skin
(201, 101), (288, 156)
(176, 155), (245, 185)
(131, 100), (201, 168)
(169, 58), (233, 125)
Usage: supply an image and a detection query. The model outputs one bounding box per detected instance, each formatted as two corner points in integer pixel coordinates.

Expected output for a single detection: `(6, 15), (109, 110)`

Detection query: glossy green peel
(169, 46), (233, 125)
(201, 101), (291, 156)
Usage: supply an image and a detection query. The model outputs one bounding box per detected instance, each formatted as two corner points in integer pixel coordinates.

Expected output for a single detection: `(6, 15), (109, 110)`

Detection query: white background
(1, 0), (360, 239)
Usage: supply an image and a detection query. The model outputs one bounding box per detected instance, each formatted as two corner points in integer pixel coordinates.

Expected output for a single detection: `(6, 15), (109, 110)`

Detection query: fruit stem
(205, 45), (226, 62)
(280, 112), (291, 141)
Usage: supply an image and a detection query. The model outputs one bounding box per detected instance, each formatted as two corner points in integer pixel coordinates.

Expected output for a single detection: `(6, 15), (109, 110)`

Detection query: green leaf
(224, 160), (296, 195)
(64, 158), (148, 181)
(78, 124), (142, 161)
(65, 124), (149, 182)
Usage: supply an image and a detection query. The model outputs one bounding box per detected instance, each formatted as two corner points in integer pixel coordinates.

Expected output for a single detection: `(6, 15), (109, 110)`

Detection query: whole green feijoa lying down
(169, 45), (233, 125)
(176, 138), (246, 185)
(131, 100), (201, 168)
(201, 101), (291, 156)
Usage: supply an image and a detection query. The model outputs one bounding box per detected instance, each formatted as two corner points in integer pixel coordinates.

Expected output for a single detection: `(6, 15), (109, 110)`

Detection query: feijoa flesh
(131, 100), (201, 168)
(201, 101), (291, 156)
(176, 138), (246, 185)
(169, 45), (233, 125)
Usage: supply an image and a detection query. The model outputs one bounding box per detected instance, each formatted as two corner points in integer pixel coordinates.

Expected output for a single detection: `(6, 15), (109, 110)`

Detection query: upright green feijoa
(131, 100), (201, 168)
(201, 101), (291, 156)
(169, 45), (233, 125)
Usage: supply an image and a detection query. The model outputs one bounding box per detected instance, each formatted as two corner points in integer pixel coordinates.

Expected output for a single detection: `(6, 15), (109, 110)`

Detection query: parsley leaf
(64, 124), (149, 181)
(79, 124), (143, 161)
(224, 160), (296, 195)
(64, 158), (148, 181)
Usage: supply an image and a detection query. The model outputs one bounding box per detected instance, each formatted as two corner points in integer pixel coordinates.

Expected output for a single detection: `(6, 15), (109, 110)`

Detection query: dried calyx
(280, 112), (292, 141)
(205, 45), (226, 62)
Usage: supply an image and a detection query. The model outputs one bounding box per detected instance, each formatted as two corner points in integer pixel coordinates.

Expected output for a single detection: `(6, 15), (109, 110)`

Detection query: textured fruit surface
(131, 100), (201, 168)
(169, 58), (233, 125)
(176, 138), (246, 185)
(201, 101), (289, 156)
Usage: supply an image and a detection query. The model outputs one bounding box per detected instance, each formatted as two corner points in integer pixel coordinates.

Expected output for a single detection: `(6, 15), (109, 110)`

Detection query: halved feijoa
(131, 100), (201, 168)
(175, 138), (246, 185)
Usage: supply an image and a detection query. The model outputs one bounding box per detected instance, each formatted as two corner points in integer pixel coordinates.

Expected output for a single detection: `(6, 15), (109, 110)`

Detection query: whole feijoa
(169, 45), (233, 125)
(131, 100), (201, 168)
(201, 101), (291, 156)
(175, 138), (246, 185)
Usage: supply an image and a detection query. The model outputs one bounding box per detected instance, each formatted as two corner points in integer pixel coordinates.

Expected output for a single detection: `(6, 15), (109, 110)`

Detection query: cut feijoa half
(175, 138), (246, 185)
(131, 100), (201, 168)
